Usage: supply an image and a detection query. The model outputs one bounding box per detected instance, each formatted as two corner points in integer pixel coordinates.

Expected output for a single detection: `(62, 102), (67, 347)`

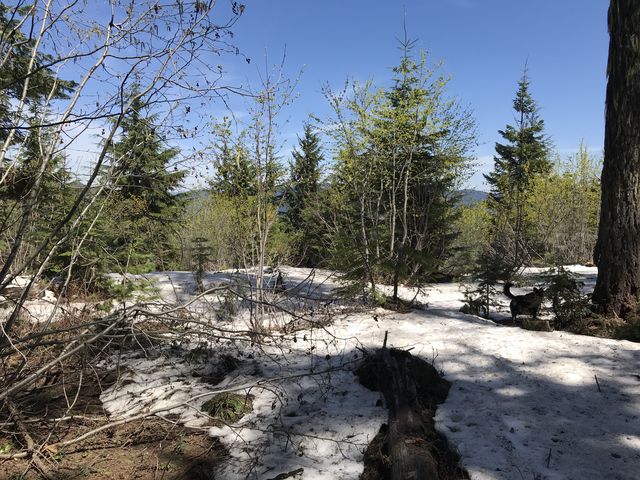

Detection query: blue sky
(220, 0), (609, 189)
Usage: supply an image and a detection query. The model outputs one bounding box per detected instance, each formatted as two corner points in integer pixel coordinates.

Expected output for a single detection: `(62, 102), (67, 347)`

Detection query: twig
(594, 374), (602, 393)
(382, 330), (388, 349)
(6, 400), (52, 479)
(0, 313), (125, 402)
(546, 448), (552, 468)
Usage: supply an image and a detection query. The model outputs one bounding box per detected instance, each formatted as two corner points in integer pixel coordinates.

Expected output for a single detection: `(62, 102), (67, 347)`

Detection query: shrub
(543, 267), (592, 329)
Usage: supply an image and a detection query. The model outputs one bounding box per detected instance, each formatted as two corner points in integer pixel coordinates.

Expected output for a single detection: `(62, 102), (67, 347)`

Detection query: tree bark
(358, 348), (452, 480)
(592, 0), (640, 317)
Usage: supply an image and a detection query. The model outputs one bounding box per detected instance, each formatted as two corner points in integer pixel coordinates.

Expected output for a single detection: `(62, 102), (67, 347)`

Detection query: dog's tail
(503, 282), (515, 299)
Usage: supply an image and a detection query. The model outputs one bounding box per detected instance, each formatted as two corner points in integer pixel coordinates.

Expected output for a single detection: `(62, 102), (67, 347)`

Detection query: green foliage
(484, 70), (552, 273)
(543, 267), (592, 329)
(524, 145), (601, 264)
(448, 201), (491, 275)
(0, 3), (76, 144)
(209, 120), (257, 197)
(98, 92), (185, 274)
(201, 393), (252, 423)
(286, 123), (324, 267)
(0, 104), (78, 277)
(0, 442), (13, 454)
(459, 237), (507, 320)
(288, 124), (322, 229)
(182, 193), (293, 271)
(83, 274), (150, 305)
(460, 282), (500, 319)
(192, 236), (213, 272)
(485, 71), (551, 202)
(325, 43), (475, 299)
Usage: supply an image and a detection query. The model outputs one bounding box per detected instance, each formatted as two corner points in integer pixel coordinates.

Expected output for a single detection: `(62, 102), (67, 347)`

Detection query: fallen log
(357, 338), (462, 480)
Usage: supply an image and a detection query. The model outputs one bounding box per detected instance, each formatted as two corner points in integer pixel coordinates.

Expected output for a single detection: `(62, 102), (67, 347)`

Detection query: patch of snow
(99, 266), (640, 480)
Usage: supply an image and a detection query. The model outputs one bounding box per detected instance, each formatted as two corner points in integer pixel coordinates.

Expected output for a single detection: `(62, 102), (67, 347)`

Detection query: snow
(0, 276), (61, 323)
(97, 266), (640, 480)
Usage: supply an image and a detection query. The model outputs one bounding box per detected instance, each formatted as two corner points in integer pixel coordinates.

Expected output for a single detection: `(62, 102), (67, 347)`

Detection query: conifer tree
(102, 93), (185, 272)
(0, 104), (75, 274)
(0, 3), (76, 146)
(210, 122), (256, 197)
(592, 0), (640, 316)
(287, 123), (323, 266)
(326, 41), (475, 301)
(484, 70), (551, 272)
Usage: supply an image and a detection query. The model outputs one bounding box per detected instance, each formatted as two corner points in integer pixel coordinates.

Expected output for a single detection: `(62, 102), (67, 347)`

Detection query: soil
(0, 419), (227, 480)
(0, 365), (227, 480)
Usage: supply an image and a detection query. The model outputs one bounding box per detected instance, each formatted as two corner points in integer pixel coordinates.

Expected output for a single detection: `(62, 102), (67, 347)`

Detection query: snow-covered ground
(97, 266), (640, 480)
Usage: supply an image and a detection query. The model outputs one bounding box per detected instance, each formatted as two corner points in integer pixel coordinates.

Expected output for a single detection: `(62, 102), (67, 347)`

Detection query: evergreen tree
(210, 122), (256, 197)
(102, 93), (185, 272)
(0, 3), (75, 145)
(0, 4), (76, 286)
(287, 123), (323, 266)
(0, 104), (76, 274)
(592, 0), (640, 317)
(378, 48), (470, 299)
(484, 70), (551, 272)
(327, 42), (475, 301)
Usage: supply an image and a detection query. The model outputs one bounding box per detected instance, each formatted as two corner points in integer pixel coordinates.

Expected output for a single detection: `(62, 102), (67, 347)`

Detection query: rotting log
(357, 343), (451, 480)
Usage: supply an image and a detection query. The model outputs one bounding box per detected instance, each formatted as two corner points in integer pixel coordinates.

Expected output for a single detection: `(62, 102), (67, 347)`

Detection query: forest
(0, 1), (638, 479)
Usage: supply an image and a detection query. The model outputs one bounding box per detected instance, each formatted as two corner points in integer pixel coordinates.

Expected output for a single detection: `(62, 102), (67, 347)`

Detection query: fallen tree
(357, 333), (467, 480)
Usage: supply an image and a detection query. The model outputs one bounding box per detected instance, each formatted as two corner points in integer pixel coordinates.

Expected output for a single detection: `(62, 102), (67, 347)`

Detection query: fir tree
(103, 93), (185, 271)
(0, 104), (76, 276)
(287, 123), (323, 266)
(288, 124), (322, 230)
(485, 71), (551, 202)
(111, 95), (184, 216)
(484, 70), (551, 272)
(0, 3), (76, 144)
(327, 40), (475, 301)
(210, 125), (256, 197)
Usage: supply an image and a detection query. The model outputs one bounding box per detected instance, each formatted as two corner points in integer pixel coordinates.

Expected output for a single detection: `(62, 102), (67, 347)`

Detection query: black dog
(503, 282), (544, 322)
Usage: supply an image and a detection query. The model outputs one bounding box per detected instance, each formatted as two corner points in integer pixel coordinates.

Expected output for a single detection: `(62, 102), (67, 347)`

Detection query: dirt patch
(357, 348), (468, 480)
(381, 297), (416, 314)
(0, 417), (226, 480)
(0, 361), (227, 480)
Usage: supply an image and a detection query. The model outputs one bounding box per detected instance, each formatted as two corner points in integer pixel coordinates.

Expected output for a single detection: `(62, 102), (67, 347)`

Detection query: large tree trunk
(592, 0), (640, 317)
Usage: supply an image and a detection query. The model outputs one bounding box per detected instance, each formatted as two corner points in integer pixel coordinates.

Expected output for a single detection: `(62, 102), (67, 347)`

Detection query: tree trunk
(592, 0), (640, 316)
(357, 347), (452, 480)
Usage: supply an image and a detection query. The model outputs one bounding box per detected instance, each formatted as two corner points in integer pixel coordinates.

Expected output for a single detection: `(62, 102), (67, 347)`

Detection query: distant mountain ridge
(180, 188), (489, 207)
(457, 189), (488, 206)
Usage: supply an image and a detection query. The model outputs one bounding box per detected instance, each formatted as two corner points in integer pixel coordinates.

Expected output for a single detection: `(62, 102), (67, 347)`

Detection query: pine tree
(287, 123), (323, 266)
(210, 122), (256, 197)
(484, 70), (551, 272)
(592, 0), (640, 316)
(327, 41), (475, 301)
(0, 3), (75, 145)
(103, 93), (185, 272)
